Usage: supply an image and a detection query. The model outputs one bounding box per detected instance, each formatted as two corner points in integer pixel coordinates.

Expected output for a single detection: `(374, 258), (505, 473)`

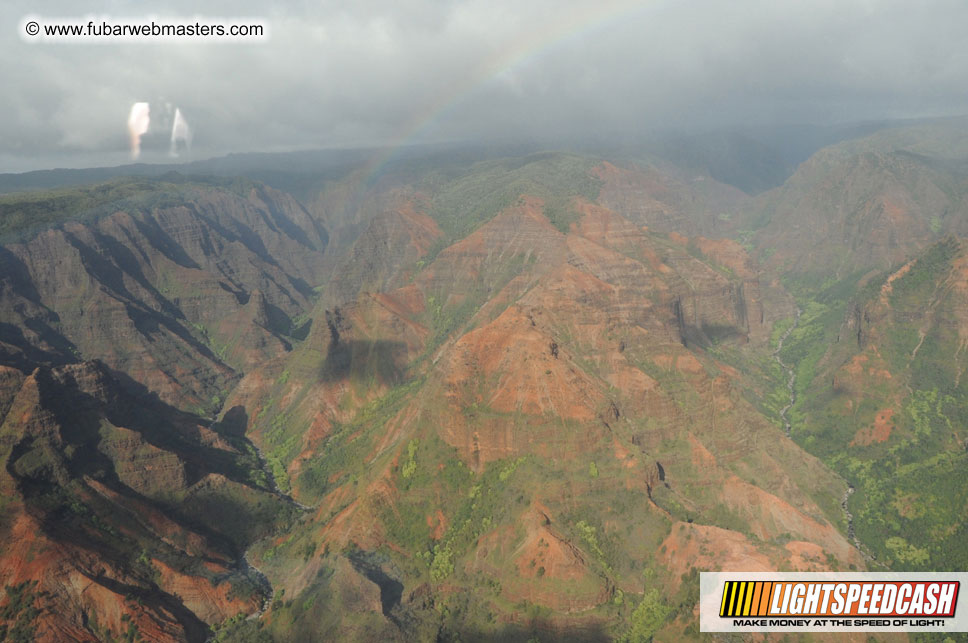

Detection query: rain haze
(3, 0), (968, 172)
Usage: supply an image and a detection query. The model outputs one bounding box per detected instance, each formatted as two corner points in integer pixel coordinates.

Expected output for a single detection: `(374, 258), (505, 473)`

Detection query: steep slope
(324, 196), (442, 307)
(729, 119), (968, 575)
(0, 177), (328, 410)
(0, 177), (331, 640)
(593, 161), (747, 238)
(781, 237), (968, 571)
(0, 360), (296, 641)
(750, 118), (968, 281)
(228, 174), (860, 640)
(0, 150), (896, 642)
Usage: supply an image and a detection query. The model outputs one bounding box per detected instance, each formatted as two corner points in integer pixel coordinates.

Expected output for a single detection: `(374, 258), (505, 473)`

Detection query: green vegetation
(297, 378), (424, 501)
(429, 543), (455, 582)
(573, 520), (610, 572)
(775, 244), (968, 571)
(836, 389), (968, 570)
(619, 588), (671, 643)
(889, 237), (958, 303)
(420, 153), (601, 260)
(422, 454), (536, 582)
(0, 179), (173, 240)
(211, 612), (273, 642)
(543, 202), (582, 234)
(401, 439), (419, 480)
(11, 140), (968, 640)
(424, 292), (483, 352)
(0, 175), (259, 242)
(421, 251), (532, 354)
(0, 582), (40, 643)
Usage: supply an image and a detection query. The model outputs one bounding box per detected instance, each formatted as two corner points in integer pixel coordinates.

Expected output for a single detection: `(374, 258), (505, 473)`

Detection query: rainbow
(361, 0), (660, 184)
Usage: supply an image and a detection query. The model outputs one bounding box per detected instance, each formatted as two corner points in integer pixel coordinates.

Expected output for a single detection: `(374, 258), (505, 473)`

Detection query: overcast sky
(3, 0), (968, 172)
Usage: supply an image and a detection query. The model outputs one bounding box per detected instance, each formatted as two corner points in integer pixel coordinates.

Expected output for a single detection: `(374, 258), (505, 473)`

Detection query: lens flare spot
(170, 108), (192, 156)
(127, 102), (150, 160)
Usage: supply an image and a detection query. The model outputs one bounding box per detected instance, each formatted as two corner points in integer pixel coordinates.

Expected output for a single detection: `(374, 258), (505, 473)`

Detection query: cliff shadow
(214, 405), (249, 438)
(320, 339), (408, 385)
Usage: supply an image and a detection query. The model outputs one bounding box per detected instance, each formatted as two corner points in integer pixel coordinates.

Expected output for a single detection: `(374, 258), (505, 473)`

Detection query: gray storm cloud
(3, 0), (968, 170)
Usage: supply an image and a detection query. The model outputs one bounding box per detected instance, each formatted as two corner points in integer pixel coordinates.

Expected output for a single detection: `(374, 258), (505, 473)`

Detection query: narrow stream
(773, 307), (801, 437)
(840, 482), (882, 566)
(242, 552), (275, 620)
(207, 404), (311, 622)
(249, 441), (312, 511)
(772, 308), (880, 566)
(841, 484), (857, 547)
(239, 442), (312, 621)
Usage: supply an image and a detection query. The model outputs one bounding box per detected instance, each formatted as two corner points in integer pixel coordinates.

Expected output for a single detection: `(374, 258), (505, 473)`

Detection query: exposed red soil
(668, 231), (689, 245)
(153, 559), (258, 623)
(658, 522), (773, 577)
(720, 476), (861, 568)
(436, 305), (606, 467)
(512, 506), (589, 582)
(694, 237), (757, 279)
(471, 504), (609, 613)
(427, 509), (448, 541)
(784, 541), (833, 571)
(688, 433), (718, 470)
(572, 198), (670, 273)
(850, 408), (895, 446)
(395, 202), (443, 256)
(653, 352), (705, 374)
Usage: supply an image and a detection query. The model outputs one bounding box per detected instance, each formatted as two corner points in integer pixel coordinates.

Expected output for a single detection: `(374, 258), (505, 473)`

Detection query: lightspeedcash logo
(701, 572), (967, 633)
(719, 580), (957, 618)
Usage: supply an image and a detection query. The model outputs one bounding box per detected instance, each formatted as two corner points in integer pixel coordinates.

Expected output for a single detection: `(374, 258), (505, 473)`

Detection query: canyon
(0, 120), (966, 640)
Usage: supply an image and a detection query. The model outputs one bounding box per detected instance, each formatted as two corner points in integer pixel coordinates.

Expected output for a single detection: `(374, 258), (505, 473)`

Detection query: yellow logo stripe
(720, 581), (731, 616)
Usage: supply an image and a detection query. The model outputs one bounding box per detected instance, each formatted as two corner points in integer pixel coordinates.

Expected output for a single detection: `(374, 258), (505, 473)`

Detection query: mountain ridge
(2, 127), (965, 639)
